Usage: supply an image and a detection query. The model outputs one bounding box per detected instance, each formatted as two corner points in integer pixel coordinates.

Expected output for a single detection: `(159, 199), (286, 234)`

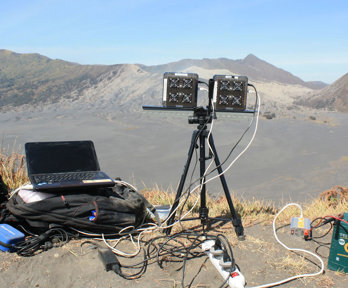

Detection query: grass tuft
(0, 145), (29, 191)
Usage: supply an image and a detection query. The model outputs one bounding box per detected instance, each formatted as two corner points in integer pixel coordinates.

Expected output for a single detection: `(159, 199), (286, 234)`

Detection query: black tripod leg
(208, 135), (245, 239)
(165, 130), (199, 235)
(199, 130), (209, 223)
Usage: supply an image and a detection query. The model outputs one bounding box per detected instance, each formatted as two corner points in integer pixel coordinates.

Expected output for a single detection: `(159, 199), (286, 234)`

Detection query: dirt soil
(0, 222), (347, 288)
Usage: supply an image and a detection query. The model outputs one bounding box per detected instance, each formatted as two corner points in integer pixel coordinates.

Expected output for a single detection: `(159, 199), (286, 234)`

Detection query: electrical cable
(203, 83), (260, 185)
(9, 183), (32, 199)
(157, 82), (260, 230)
(178, 83), (259, 201)
(321, 215), (347, 225)
(207, 83), (259, 174)
(175, 98), (217, 225)
(113, 248), (148, 280)
(310, 217), (334, 239)
(248, 203), (324, 288)
(13, 227), (70, 257)
(158, 95), (217, 228)
(180, 83), (260, 213)
(309, 214), (346, 241)
(180, 234), (206, 287)
(8, 82), (257, 285)
(150, 231), (214, 288)
(97, 231), (216, 284)
(113, 179), (138, 193)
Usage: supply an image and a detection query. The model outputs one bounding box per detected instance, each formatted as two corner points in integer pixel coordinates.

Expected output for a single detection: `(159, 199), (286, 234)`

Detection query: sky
(0, 0), (347, 84)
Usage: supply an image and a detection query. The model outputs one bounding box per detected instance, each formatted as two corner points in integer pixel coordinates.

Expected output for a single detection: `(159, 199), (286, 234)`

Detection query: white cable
(206, 86), (260, 184)
(9, 183), (32, 198)
(164, 85), (260, 228)
(249, 203), (324, 288)
(159, 97), (217, 228)
(114, 179), (138, 192)
(204, 99), (217, 183)
(161, 193), (200, 228)
(101, 222), (161, 257)
(159, 184), (202, 229)
(125, 84), (255, 231)
(65, 85), (259, 256)
(71, 223), (158, 257)
(189, 86), (261, 195)
(101, 233), (141, 257)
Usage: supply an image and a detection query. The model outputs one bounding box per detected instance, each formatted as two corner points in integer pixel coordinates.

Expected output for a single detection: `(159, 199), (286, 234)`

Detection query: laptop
(25, 140), (115, 191)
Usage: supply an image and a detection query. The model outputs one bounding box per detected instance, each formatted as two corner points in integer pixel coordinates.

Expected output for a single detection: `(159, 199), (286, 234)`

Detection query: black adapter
(98, 248), (121, 273)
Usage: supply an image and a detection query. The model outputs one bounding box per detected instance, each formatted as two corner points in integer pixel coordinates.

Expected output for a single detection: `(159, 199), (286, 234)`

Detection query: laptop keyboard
(33, 172), (105, 184)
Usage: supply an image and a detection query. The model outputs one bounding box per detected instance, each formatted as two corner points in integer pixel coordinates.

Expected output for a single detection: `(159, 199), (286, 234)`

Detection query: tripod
(165, 107), (245, 239)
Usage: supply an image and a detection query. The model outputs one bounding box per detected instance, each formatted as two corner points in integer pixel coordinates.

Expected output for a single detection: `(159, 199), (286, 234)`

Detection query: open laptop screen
(25, 141), (100, 174)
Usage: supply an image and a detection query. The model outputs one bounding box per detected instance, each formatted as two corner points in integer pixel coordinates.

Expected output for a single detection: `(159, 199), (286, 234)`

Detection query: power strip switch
(202, 240), (245, 288)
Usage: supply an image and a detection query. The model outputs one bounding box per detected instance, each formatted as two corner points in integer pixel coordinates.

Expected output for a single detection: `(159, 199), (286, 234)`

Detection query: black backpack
(0, 175), (9, 203)
(4, 183), (148, 233)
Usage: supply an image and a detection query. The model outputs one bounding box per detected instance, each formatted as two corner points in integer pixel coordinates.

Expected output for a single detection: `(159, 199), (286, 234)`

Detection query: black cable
(204, 83), (259, 178)
(172, 83), (258, 228)
(215, 234), (236, 288)
(171, 108), (214, 223)
(148, 232), (226, 288)
(13, 228), (70, 257)
(97, 230), (237, 287)
(114, 248), (148, 280)
(310, 217), (334, 239)
(216, 234), (235, 270)
(180, 234), (206, 287)
(100, 233), (202, 279)
(178, 83), (259, 202)
(156, 233), (205, 270)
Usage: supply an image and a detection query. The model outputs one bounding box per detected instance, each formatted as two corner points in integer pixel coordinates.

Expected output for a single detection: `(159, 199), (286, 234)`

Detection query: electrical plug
(202, 239), (215, 251)
(202, 240), (245, 288)
(210, 238), (224, 257)
(41, 241), (53, 251)
(219, 250), (234, 270)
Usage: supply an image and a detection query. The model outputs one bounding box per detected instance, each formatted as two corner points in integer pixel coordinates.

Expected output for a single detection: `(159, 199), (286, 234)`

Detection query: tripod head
(188, 106), (216, 125)
(188, 79), (216, 125)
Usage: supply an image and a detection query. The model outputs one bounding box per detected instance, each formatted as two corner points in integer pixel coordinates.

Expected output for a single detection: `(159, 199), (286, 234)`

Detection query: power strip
(202, 240), (245, 288)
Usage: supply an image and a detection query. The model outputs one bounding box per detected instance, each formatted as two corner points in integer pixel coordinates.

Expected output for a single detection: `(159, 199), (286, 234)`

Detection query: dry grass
(0, 145), (29, 191)
(141, 186), (277, 225)
(140, 185), (347, 249)
(141, 184), (175, 206)
(274, 197), (348, 225)
(268, 253), (309, 273)
(0, 147), (346, 228)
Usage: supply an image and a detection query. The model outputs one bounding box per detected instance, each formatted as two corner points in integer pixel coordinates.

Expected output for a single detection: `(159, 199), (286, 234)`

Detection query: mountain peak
(242, 54), (267, 65)
(244, 53), (259, 60)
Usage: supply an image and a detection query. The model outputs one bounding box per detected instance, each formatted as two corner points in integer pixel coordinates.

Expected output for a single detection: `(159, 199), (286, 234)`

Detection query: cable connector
(210, 238), (224, 256)
(219, 250), (234, 270)
(202, 240), (245, 288)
